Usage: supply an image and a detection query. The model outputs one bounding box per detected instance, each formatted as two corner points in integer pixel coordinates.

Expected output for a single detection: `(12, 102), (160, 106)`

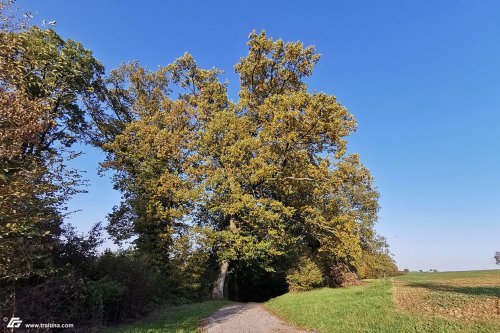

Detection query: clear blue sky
(18, 0), (500, 271)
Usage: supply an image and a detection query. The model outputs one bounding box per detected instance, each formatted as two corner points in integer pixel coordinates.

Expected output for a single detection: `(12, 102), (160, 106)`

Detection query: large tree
(98, 31), (381, 299)
(0, 1), (105, 312)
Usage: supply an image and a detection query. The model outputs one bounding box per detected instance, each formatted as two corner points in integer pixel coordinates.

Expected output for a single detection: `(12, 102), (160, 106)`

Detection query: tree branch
(283, 176), (315, 181)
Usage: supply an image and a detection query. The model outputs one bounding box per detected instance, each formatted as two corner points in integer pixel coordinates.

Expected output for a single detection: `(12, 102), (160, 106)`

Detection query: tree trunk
(212, 260), (229, 299)
(233, 269), (239, 301)
(211, 219), (238, 299)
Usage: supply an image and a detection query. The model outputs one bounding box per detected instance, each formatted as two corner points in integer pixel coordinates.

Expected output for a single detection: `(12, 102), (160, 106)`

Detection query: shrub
(92, 251), (170, 323)
(330, 263), (361, 287)
(0, 225), (175, 331)
(286, 257), (324, 292)
(357, 252), (398, 279)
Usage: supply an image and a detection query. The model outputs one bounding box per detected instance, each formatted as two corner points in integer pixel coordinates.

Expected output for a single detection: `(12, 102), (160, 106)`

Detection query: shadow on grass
(406, 282), (500, 297)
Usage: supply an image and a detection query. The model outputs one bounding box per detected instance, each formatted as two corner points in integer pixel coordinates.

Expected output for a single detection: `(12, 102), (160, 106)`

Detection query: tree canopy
(97, 31), (384, 298)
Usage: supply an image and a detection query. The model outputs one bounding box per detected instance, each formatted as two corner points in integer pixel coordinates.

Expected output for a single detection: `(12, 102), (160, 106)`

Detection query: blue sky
(18, 0), (500, 271)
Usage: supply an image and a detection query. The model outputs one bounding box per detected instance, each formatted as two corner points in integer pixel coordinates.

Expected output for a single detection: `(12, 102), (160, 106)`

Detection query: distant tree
(495, 251), (500, 265)
(357, 251), (397, 279)
(357, 234), (396, 279)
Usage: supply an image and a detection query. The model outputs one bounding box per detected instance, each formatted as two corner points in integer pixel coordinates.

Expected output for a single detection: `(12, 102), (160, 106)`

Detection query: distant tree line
(0, 1), (398, 330)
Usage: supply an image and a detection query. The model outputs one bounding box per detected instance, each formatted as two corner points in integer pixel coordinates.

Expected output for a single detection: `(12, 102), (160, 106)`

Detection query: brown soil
(393, 279), (500, 322)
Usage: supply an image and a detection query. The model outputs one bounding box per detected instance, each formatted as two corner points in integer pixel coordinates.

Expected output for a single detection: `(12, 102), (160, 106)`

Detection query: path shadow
(202, 303), (257, 328)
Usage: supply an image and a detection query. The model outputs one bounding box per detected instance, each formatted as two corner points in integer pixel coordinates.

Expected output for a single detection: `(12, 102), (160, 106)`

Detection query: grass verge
(101, 300), (230, 333)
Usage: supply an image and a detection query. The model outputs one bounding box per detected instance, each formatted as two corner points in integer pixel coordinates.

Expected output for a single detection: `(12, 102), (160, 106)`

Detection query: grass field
(266, 270), (500, 333)
(101, 300), (230, 333)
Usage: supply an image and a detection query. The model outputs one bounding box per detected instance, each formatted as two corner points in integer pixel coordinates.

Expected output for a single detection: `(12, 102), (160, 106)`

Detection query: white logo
(6, 317), (22, 328)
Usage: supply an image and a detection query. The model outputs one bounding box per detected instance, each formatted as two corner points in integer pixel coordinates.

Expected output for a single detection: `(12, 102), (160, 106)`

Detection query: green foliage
(0, 2), (102, 286)
(286, 256), (324, 292)
(1, 26), (105, 146)
(91, 251), (171, 322)
(0, 5), (203, 330)
(167, 229), (214, 300)
(358, 251), (398, 279)
(0, 224), (103, 328)
(0, 223), (177, 330)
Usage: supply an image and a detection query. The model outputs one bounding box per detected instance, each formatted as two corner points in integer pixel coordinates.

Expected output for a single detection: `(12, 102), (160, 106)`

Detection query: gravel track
(202, 302), (310, 333)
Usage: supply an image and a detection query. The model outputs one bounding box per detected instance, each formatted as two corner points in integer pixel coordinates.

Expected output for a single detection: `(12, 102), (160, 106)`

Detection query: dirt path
(202, 302), (310, 333)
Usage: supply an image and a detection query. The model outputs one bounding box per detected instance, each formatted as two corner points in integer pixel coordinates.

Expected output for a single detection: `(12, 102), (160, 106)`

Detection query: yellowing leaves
(99, 30), (380, 275)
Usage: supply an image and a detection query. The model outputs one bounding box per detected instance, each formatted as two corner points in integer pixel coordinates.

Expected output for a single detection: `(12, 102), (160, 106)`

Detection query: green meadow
(266, 270), (500, 333)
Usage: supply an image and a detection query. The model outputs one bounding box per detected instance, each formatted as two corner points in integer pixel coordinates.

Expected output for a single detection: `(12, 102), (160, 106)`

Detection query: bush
(0, 225), (176, 332)
(0, 274), (91, 329)
(91, 251), (170, 323)
(286, 257), (324, 292)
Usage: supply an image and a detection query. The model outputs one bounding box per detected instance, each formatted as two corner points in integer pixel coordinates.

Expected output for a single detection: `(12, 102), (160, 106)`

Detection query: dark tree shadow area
(226, 264), (288, 302)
